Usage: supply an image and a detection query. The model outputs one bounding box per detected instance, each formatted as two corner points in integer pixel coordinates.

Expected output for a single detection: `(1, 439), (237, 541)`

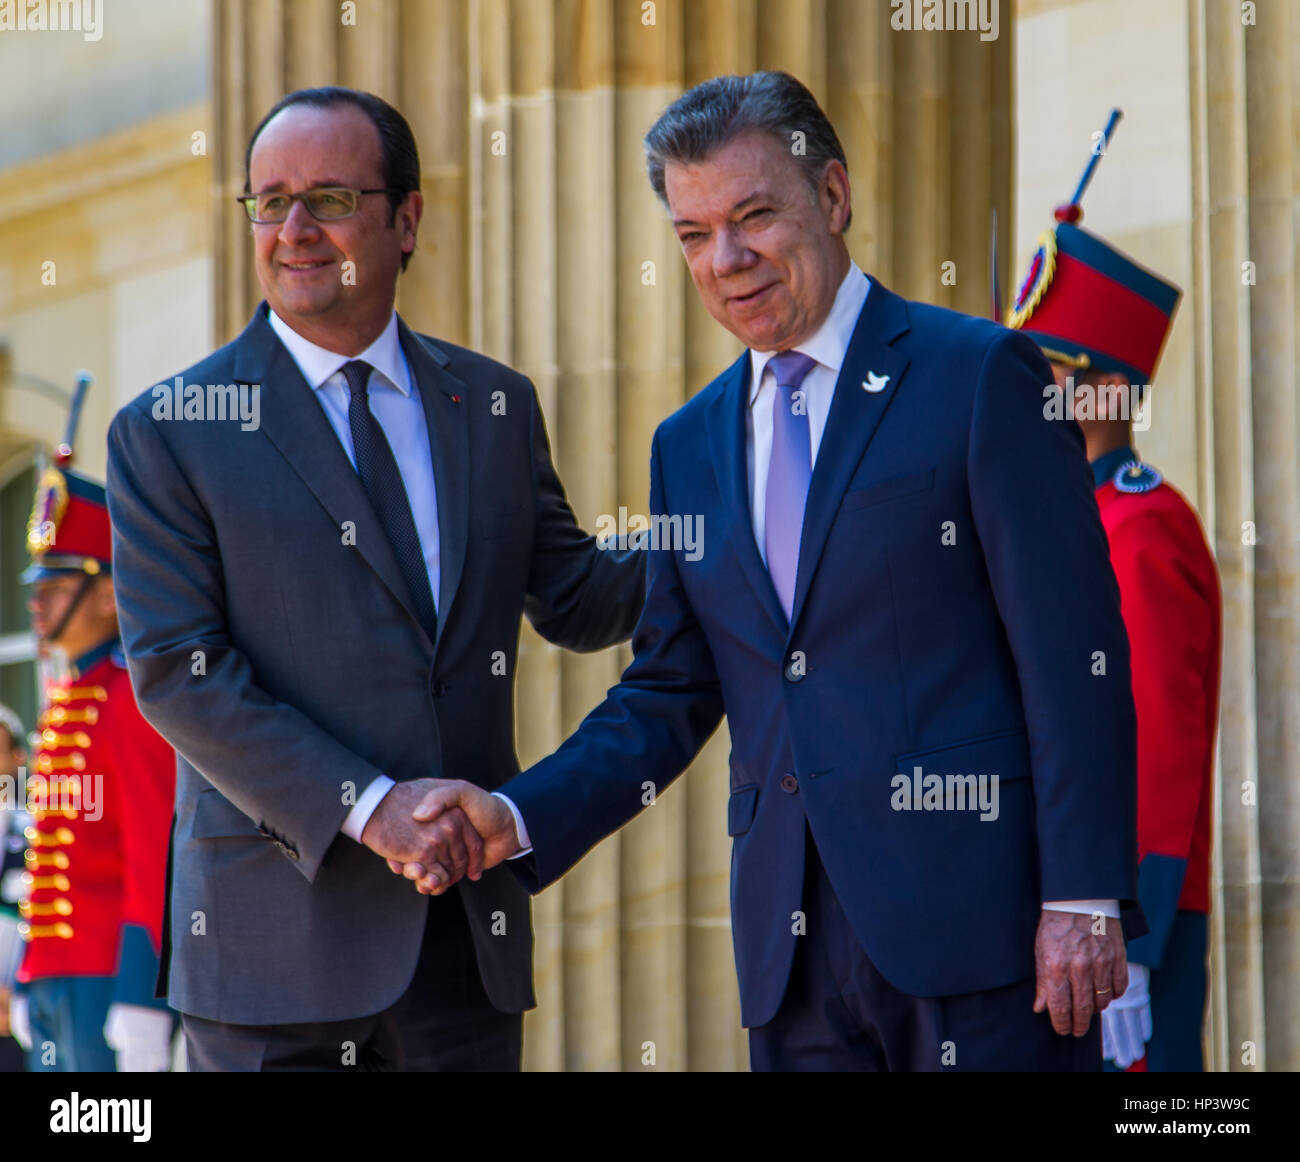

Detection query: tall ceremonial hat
(1004, 110), (1181, 384)
(21, 372), (112, 584)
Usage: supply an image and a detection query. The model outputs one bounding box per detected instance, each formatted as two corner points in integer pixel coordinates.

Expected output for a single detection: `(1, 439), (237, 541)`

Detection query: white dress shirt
(466, 270), (1119, 919)
(267, 308), (439, 841)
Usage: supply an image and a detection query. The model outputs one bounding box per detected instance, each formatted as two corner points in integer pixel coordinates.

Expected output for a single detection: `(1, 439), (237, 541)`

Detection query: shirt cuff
(1042, 899), (1120, 918)
(491, 792), (533, 857)
(341, 775), (396, 841)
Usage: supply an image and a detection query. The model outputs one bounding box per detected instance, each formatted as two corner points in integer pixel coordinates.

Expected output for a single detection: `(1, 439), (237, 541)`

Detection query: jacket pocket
(727, 785), (759, 836)
(895, 727), (1030, 783)
(840, 467), (935, 512)
(190, 788), (264, 839)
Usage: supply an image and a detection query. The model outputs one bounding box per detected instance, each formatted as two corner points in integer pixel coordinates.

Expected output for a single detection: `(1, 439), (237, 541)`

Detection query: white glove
(1102, 962), (1152, 1068)
(103, 1002), (173, 1072)
(9, 992), (31, 1052)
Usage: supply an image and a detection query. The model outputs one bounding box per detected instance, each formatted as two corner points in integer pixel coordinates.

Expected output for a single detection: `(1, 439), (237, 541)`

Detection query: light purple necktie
(764, 350), (817, 620)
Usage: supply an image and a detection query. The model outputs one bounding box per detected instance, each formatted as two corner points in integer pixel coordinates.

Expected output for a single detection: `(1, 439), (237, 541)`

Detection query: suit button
(432, 680), (447, 697)
(783, 657), (804, 683)
(780, 773), (799, 794)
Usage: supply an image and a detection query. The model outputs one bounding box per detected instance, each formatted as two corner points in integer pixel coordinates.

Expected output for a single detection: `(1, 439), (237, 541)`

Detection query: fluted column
(212, 0), (1011, 1071)
(1190, 0), (1300, 1072)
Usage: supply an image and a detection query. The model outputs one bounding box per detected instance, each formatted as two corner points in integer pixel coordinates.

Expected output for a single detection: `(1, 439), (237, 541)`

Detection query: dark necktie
(341, 359), (439, 642)
(764, 350), (818, 620)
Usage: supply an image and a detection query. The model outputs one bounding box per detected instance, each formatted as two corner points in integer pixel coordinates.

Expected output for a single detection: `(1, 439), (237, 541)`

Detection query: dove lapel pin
(863, 370), (890, 393)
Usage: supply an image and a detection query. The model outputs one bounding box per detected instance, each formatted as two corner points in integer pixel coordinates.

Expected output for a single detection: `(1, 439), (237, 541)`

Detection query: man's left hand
(1032, 910), (1128, 1036)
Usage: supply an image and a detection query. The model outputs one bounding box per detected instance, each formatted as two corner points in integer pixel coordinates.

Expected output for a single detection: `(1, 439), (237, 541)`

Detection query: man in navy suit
(404, 72), (1141, 1071)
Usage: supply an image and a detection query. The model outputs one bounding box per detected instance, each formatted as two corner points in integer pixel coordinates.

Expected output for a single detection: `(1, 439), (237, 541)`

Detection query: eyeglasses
(236, 186), (399, 224)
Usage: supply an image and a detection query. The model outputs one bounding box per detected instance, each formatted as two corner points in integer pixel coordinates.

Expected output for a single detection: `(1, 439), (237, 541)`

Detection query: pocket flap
(894, 727), (1031, 783)
(840, 467), (935, 512)
(191, 788), (264, 839)
(727, 784), (758, 836)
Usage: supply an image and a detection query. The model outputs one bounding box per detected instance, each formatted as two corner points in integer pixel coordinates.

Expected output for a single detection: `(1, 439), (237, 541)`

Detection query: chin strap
(44, 573), (97, 649)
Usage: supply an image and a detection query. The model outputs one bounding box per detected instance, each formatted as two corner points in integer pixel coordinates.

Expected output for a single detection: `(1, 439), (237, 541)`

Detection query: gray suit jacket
(105, 304), (644, 1025)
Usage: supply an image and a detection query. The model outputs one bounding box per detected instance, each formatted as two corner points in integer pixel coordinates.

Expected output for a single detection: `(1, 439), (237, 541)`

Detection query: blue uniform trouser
(1147, 910), (1208, 1072)
(1106, 909), (1208, 1072)
(23, 976), (117, 1071)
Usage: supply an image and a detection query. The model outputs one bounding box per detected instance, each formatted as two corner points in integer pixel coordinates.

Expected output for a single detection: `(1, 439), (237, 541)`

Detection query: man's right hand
(393, 780), (521, 895)
(360, 779), (485, 889)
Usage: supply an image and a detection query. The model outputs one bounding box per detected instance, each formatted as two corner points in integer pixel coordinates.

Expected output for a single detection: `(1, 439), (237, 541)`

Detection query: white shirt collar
(267, 307), (410, 396)
(748, 261), (870, 405)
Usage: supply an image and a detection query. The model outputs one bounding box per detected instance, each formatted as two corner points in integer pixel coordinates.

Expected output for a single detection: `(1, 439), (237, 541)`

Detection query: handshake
(360, 778), (523, 894)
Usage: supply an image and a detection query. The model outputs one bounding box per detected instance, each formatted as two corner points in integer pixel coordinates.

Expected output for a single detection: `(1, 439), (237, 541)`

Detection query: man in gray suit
(105, 87), (643, 1071)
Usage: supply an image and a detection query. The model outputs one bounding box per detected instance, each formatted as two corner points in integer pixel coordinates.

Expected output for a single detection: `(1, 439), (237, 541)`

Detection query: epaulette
(1113, 459), (1163, 494)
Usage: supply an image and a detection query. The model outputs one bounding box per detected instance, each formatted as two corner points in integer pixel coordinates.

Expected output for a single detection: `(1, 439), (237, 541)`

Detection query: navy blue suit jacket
(504, 277), (1140, 1027)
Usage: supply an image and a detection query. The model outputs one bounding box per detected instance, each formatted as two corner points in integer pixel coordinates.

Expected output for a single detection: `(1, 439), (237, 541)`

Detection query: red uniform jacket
(1096, 461), (1221, 968)
(19, 641), (175, 1002)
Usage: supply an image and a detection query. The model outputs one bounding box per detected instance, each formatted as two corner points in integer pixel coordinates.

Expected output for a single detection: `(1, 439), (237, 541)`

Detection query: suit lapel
(397, 318), (470, 656)
(238, 306), (426, 641)
(788, 282), (912, 632)
(704, 353), (789, 638)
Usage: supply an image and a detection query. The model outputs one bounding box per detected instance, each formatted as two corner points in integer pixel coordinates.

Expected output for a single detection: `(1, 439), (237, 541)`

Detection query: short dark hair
(244, 87), (421, 272)
(644, 71), (850, 229)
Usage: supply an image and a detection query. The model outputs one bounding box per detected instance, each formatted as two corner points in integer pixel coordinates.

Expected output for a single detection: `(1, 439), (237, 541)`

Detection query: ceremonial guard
(1004, 112), (1222, 1071)
(0, 703), (30, 1069)
(15, 381), (177, 1071)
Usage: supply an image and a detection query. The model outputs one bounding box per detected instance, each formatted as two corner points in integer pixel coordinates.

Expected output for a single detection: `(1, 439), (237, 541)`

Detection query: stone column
(1190, 0), (1299, 1072)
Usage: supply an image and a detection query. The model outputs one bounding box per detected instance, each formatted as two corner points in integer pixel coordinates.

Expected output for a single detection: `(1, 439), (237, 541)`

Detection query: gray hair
(644, 71), (850, 226)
